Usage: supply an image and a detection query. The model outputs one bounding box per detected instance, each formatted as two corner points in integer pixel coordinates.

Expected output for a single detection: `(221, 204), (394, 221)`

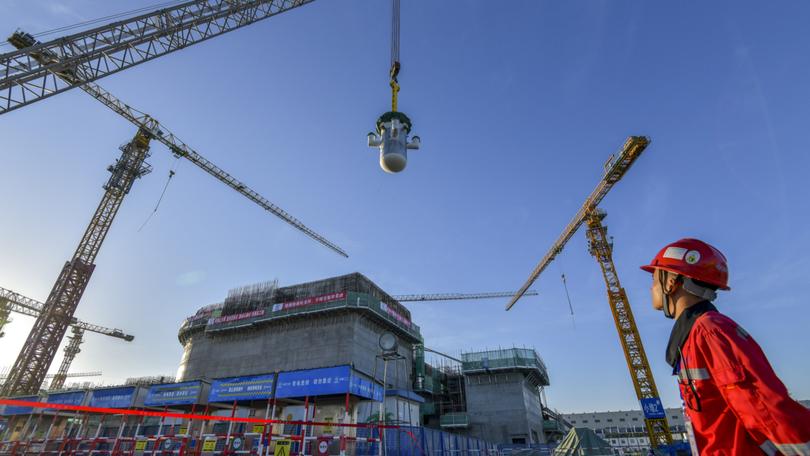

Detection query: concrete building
(464, 349), (549, 444)
(1, 273), (563, 452)
(562, 408), (688, 455)
(177, 273), (419, 390)
(173, 273), (560, 444)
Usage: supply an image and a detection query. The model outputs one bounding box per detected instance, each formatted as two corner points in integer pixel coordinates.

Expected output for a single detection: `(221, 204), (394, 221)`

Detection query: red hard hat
(640, 238), (730, 290)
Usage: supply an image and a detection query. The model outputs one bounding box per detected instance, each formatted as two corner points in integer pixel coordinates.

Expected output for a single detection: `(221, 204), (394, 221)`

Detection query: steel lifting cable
(391, 0), (401, 70)
(137, 158), (181, 232)
(389, 0), (401, 112)
(561, 273), (576, 329)
(556, 251), (576, 328)
(561, 273), (575, 317)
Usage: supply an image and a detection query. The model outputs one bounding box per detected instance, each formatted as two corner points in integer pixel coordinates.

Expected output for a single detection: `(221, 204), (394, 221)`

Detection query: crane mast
(586, 210), (672, 447)
(50, 326), (85, 390)
(0, 0), (315, 115)
(0, 130), (151, 397)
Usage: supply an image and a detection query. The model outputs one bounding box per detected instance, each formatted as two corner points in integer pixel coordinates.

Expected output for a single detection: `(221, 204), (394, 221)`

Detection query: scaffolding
(220, 280), (278, 316)
(272, 273), (411, 322)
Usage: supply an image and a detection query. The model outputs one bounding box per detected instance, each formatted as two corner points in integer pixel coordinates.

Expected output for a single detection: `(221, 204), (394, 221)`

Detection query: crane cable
(561, 273), (576, 329)
(137, 158), (181, 232)
(389, 0), (401, 112)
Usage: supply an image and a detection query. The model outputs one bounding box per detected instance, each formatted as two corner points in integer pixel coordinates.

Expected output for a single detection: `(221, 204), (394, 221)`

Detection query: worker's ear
(662, 271), (681, 295)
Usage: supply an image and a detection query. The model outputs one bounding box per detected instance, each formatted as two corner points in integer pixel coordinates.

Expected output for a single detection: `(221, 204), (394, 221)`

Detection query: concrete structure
(562, 408), (688, 455)
(176, 273), (420, 390)
(461, 349), (549, 445)
(173, 273), (561, 445)
(0, 273), (563, 453)
(414, 348), (552, 445)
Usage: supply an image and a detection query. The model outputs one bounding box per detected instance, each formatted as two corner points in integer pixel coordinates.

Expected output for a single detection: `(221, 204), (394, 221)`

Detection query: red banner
(273, 291), (347, 312)
(380, 302), (411, 328)
(208, 309), (265, 325)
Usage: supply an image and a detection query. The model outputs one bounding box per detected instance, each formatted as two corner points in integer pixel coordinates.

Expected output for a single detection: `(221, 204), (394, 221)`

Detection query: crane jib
(506, 136), (649, 311)
(0, 0), (317, 114)
(0, 286), (134, 340)
(5, 33), (348, 258)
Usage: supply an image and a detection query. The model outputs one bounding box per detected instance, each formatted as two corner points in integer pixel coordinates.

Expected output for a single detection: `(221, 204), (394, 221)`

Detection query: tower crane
(1, 12), (347, 395)
(505, 136), (673, 448)
(0, 286), (134, 390)
(0, 0), (316, 115)
(393, 290), (539, 302)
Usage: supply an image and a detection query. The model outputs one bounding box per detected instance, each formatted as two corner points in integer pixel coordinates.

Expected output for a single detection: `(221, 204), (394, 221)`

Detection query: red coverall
(677, 310), (810, 455)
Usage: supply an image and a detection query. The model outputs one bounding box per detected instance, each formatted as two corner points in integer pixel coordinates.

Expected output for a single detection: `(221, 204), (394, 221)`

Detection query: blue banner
(45, 391), (86, 409)
(90, 387), (136, 408)
(275, 366), (352, 398)
(1, 396), (38, 415)
(145, 381), (202, 406)
(275, 366), (383, 400)
(349, 376), (384, 401)
(209, 374), (274, 402)
(640, 397), (666, 419)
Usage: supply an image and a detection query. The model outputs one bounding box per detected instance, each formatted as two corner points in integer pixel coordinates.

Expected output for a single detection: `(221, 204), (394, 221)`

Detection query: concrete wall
(463, 372), (546, 444)
(177, 310), (413, 389)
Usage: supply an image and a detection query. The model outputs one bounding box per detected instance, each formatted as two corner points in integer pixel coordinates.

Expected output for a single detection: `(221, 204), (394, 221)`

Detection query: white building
(561, 408), (688, 455)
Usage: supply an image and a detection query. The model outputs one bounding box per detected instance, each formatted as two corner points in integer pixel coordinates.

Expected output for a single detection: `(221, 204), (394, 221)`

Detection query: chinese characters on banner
(272, 291), (347, 312)
(208, 309), (265, 325)
(379, 302), (411, 328)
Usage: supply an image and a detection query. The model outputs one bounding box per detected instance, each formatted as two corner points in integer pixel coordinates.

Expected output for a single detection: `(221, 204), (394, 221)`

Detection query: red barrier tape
(0, 399), (398, 429)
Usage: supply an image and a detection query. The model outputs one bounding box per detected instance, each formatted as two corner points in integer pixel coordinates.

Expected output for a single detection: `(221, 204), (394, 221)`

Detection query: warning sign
(202, 439), (217, 452)
(317, 438), (329, 456)
(134, 440), (147, 451)
(274, 439), (291, 456)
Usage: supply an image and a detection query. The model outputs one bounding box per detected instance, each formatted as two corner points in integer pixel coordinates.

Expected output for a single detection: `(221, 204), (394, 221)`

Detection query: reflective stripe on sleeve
(760, 440), (810, 456)
(678, 368), (711, 382)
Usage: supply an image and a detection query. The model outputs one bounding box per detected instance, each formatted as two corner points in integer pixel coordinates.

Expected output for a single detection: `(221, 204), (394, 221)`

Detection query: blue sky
(1, 1), (809, 414)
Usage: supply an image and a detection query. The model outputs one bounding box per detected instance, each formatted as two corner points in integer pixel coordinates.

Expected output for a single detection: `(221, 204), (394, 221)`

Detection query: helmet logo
(663, 246), (687, 260)
(685, 250), (701, 264)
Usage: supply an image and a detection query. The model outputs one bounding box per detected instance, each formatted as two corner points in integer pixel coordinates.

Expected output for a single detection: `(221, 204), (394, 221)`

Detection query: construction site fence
(0, 401), (501, 456)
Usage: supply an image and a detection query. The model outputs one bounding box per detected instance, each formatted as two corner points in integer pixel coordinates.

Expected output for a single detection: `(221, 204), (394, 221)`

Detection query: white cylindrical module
(368, 111), (419, 173)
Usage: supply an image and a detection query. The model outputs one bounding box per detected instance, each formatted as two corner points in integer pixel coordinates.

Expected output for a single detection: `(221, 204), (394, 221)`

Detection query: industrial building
(1, 273), (562, 453)
(562, 409), (688, 455)
(176, 273), (556, 444)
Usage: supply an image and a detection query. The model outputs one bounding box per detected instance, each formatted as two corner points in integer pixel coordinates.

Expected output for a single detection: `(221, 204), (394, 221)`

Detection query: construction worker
(641, 238), (810, 455)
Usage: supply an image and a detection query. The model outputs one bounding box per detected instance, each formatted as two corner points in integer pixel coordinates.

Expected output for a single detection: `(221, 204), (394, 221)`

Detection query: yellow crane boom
(505, 136), (649, 311)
